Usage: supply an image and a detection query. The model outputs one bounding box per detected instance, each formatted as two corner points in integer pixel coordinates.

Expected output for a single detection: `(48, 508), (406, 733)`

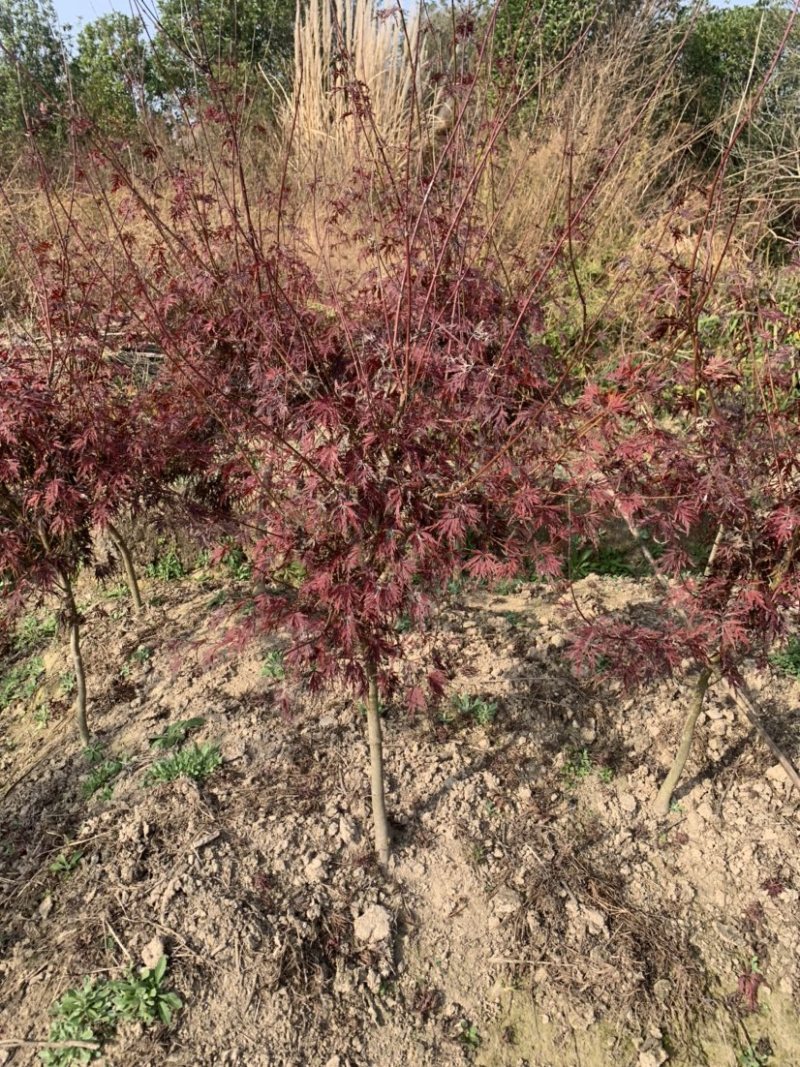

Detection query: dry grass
(284, 0), (442, 180)
(491, 2), (697, 280)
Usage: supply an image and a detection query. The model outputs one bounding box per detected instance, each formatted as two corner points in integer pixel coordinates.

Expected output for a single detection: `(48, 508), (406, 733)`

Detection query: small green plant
(769, 635), (800, 677)
(260, 650), (286, 680)
(738, 1041), (772, 1067)
(206, 588), (228, 609)
(145, 743), (221, 785)
(452, 694), (498, 726)
(146, 546), (186, 581)
(562, 747), (593, 787)
(223, 544), (252, 581)
(566, 539), (637, 579)
(40, 957), (181, 1065)
(82, 758), (127, 800)
(468, 842), (487, 867)
(33, 701), (52, 729)
(0, 655), (44, 709)
(82, 742), (104, 765)
(109, 956), (182, 1025)
(103, 582), (129, 601)
(131, 645), (153, 664)
(148, 717), (206, 751)
(274, 560), (306, 587)
(49, 850), (83, 876)
(598, 767), (615, 784)
(59, 671), (77, 698)
(14, 613), (57, 652)
(492, 577), (525, 595)
(459, 1021), (482, 1049)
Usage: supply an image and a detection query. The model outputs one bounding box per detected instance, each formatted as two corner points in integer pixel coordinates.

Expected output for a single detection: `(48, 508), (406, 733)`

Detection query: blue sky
(53, 0), (146, 29)
(51, 0), (748, 29)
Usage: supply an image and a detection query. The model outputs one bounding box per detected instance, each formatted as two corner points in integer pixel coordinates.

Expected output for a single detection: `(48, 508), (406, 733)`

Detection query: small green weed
(145, 743), (221, 785)
(132, 645), (153, 664)
(738, 1042), (772, 1067)
(206, 589), (228, 609)
(40, 956), (181, 1065)
(769, 635), (800, 677)
(33, 701), (52, 729)
(260, 651), (286, 680)
(82, 742), (104, 765)
(0, 656), (44, 710)
(49, 850), (83, 876)
(562, 747), (593, 787)
(452, 694), (498, 726)
(82, 758), (127, 800)
(469, 842), (487, 867)
(103, 583), (129, 601)
(459, 1021), (482, 1049)
(146, 547), (186, 582)
(14, 613), (56, 653)
(148, 717), (206, 751)
(59, 671), (77, 698)
(492, 578), (526, 595)
(274, 560), (306, 587)
(566, 540), (637, 579)
(561, 749), (614, 788)
(223, 544), (252, 581)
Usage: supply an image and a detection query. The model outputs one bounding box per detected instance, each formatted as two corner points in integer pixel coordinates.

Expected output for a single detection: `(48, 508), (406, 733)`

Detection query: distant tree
(0, 0), (67, 159)
(491, 0), (655, 90)
(152, 0), (295, 104)
(679, 2), (800, 160)
(73, 12), (153, 137)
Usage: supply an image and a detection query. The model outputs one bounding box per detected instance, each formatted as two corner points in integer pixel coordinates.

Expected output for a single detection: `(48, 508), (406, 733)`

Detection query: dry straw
(285, 0), (440, 176)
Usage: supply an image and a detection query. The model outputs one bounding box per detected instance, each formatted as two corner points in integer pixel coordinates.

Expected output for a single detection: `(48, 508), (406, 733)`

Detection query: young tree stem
(654, 667), (711, 816)
(60, 571), (90, 747)
(107, 520), (143, 612)
(364, 659), (390, 866)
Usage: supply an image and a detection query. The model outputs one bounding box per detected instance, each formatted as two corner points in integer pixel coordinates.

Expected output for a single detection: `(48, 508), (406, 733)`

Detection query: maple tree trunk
(654, 667), (711, 817)
(364, 659), (390, 866)
(61, 573), (90, 747)
(107, 521), (143, 613)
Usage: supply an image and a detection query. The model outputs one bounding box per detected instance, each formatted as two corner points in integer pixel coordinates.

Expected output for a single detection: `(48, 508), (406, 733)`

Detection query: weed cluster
(41, 957), (181, 1065)
(81, 756), (128, 800)
(769, 636), (800, 677)
(146, 547), (186, 582)
(145, 743), (221, 785)
(451, 694), (498, 727)
(562, 748), (614, 789)
(0, 656), (44, 710)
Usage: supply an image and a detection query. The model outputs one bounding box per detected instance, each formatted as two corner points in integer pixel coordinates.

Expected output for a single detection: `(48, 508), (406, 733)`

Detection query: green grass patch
(769, 635), (800, 677)
(41, 956), (181, 1065)
(0, 655), (45, 710)
(145, 742), (221, 785)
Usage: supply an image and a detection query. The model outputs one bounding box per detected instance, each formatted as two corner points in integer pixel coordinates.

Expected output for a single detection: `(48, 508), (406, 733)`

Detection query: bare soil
(1, 571), (799, 1066)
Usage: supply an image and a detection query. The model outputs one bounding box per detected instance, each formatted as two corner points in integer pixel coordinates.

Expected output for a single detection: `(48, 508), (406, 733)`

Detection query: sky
(50, 0), (751, 30)
(53, 0), (148, 29)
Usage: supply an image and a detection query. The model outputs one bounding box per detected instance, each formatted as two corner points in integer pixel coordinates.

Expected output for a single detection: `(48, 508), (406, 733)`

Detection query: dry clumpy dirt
(1, 569), (799, 1067)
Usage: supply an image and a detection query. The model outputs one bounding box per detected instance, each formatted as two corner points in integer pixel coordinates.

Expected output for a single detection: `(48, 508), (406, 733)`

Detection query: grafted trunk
(107, 520), (143, 613)
(654, 667), (711, 817)
(364, 659), (390, 866)
(61, 572), (90, 747)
